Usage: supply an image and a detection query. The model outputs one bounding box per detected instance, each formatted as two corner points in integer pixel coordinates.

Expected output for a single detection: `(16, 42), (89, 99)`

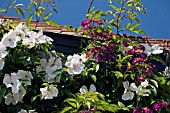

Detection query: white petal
(89, 84), (96, 92)
(130, 83), (137, 91)
(5, 93), (13, 105)
(123, 81), (129, 89)
(80, 85), (88, 95)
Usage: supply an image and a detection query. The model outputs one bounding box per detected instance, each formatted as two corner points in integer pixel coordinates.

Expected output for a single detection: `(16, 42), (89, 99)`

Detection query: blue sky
(0, 0), (170, 39)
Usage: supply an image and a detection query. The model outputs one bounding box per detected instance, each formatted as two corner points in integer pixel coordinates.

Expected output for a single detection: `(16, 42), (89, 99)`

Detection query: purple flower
(145, 109), (154, 113)
(146, 68), (153, 75)
(92, 107), (98, 111)
(161, 102), (168, 108)
(148, 63), (156, 69)
(140, 53), (147, 59)
(100, 46), (107, 52)
(122, 42), (129, 47)
(102, 32), (109, 38)
(126, 65), (133, 71)
(139, 45), (145, 50)
(133, 108), (141, 113)
(96, 20), (103, 25)
(137, 76), (145, 82)
(83, 25), (90, 30)
(81, 19), (92, 26)
(133, 58), (144, 63)
(93, 54), (103, 62)
(153, 102), (163, 111)
(127, 49), (134, 55)
(108, 43), (114, 47)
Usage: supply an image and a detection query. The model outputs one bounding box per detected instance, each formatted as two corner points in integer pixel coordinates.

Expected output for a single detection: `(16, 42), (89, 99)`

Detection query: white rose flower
(143, 44), (163, 56)
(1, 30), (17, 48)
(80, 84), (96, 95)
(65, 54), (85, 75)
(122, 81), (137, 101)
(3, 73), (21, 93)
(40, 85), (59, 99)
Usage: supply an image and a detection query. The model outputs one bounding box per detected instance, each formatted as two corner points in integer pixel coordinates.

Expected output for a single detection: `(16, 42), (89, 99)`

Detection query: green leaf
(86, 13), (92, 18)
(96, 64), (100, 72)
(150, 79), (158, 88)
(0, 8), (5, 12)
(17, 7), (25, 17)
(90, 75), (97, 82)
(15, 4), (23, 7)
(45, 20), (59, 27)
(118, 101), (125, 107)
(129, 23), (140, 30)
(44, 13), (52, 20)
(121, 55), (133, 62)
(64, 98), (77, 108)
(113, 71), (123, 78)
(109, 5), (119, 11)
(60, 107), (73, 113)
(26, 14), (32, 27)
(31, 94), (40, 102)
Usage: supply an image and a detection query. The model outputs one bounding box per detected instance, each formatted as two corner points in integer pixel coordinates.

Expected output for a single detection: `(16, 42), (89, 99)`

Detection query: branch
(87, 0), (95, 15)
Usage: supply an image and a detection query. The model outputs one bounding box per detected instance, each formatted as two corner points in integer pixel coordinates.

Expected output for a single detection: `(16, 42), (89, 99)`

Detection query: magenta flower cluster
(133, 102), (168, 113)
(127, 44), (156, 75)
(86, 43), (115, 62)
(81, 19), (103, 30)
